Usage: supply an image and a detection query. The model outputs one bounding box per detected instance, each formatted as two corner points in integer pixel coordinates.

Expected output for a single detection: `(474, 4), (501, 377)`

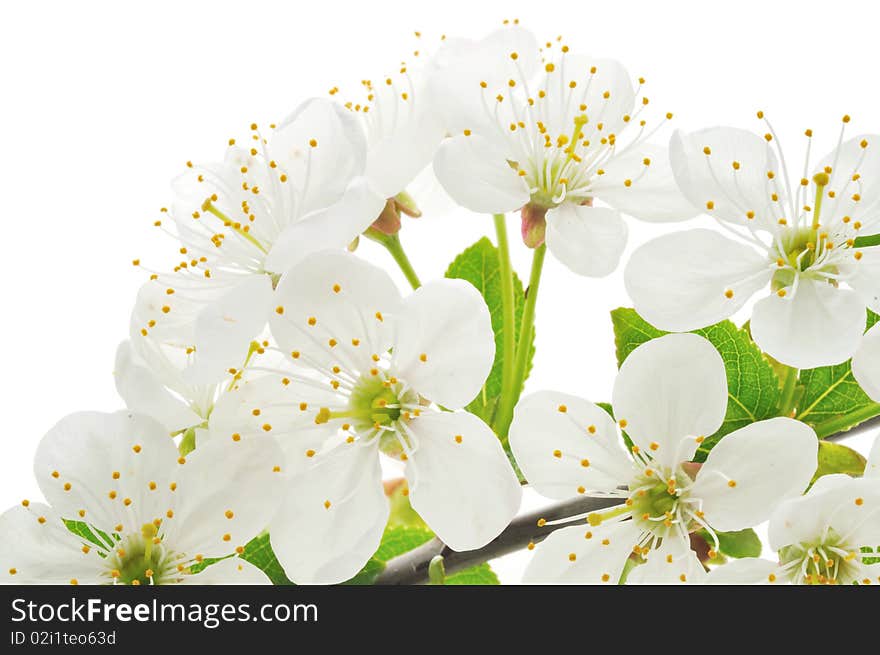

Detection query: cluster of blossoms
(3, 23), (880, 586)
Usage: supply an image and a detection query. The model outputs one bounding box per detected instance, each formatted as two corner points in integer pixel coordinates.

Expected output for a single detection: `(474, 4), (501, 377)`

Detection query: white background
(1, 0), (876, 582)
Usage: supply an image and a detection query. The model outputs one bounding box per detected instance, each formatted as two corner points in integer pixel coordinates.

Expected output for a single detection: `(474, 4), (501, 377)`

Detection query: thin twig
(375, 496), (621, 585)
(375, 418), (880, 585)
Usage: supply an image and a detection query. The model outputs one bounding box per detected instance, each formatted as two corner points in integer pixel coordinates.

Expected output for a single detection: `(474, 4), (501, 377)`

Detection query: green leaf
(446, 237), (532, 425)
(63, 519), (114, 549)
(813, 440), (866, 482)
(854, 234), (880, 248)
(715, 528), (763, 559)
(345, 525), (500, 585)
(862, 546), (880, 566)
(238, 533), (294, 585)
(446, 563), (500, 585)
(796, 312), (880, 429)
(610, 308), (781, 460)
(610, 307), (665, 365)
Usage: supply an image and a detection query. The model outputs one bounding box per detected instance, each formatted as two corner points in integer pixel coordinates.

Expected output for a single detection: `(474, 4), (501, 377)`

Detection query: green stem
(369, 231), (422, 290)
(492, 213), (517, 434)
(778, 365), (800, 417)
(814, 402), (880, 439)
(496, 243), (547, 438)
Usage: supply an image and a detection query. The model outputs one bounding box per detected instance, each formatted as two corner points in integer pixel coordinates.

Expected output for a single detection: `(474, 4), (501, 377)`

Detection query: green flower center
(627, 469), (697, 538)
(349, 374), (403, 429)
(105, 524), (176, 585)
(778, 529), (862, 585)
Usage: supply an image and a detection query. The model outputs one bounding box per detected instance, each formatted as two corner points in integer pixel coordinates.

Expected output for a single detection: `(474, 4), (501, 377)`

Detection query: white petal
(814, 134), (880, 228)
(766, 471), (853, 552)
(624, 229), (771, 332)
(270, 97), (367, 216)
(114, 341), (202, 434)
(425, 27), (540, 133)
(432, 134), (530, 214)
(844, 246), (880, 314)
(183, 557), (271, 585)
(509, 391), (634, 497)
(0, 504), (105, 585)
(692, 417), (818, 532)
(270, 250), (402, 373)
(263, 177), (386, 274)
(405, 411), (521, 551)
(751, 278), (866, 368)
(626, 536), (707, 585)
(866, 434), (880, 478)
(593, 143), (698, 222)
(129, 278), (222, 387)
(853, 324), (880, 403)
(207, 375), (338, 471)
(540, 55), (634, 143)
(270, 441), (388, 584)
(705, 558), (785, 585)
(522, 520), (641, 584)
(171, 147), (276, 250)
(192, 274), (274, 382)
(768, 476), (880, 550)
(34, 411), (177, 533)
(365, 94), (445, 198)
(670, 127), (781, 230)
(545, 204), (628, 277)
(612, 333), (728, 467)
(392, 279), (494, 409)
(165, 434), (285, 558)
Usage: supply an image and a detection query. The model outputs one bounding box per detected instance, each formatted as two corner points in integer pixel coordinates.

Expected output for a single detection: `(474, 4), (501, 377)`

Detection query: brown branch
(374, 418), (878, 585)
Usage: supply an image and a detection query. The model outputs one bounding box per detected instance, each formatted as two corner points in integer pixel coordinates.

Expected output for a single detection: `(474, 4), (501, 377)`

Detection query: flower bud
(369, 192), (422, 237)
(521, 204), (547, 248)
(371, 199), (403, 236)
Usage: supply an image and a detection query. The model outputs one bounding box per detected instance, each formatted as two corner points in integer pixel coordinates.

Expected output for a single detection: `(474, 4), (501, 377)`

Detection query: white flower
(0, 411), (284, 585)
(115, 277), (280, 436)
(853, 323), (880, 402)
(625, 121), (880, 368)
(426, 26), (694, 274)
(114, 291), (226, 433)
(509, 333), (817, 584)
(339, 62), (444, 203)
(328, 59), (444, 236)
(208, 250), (522, 584)
(136, 98), (386, 378)
(708, 449), (880, 585)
